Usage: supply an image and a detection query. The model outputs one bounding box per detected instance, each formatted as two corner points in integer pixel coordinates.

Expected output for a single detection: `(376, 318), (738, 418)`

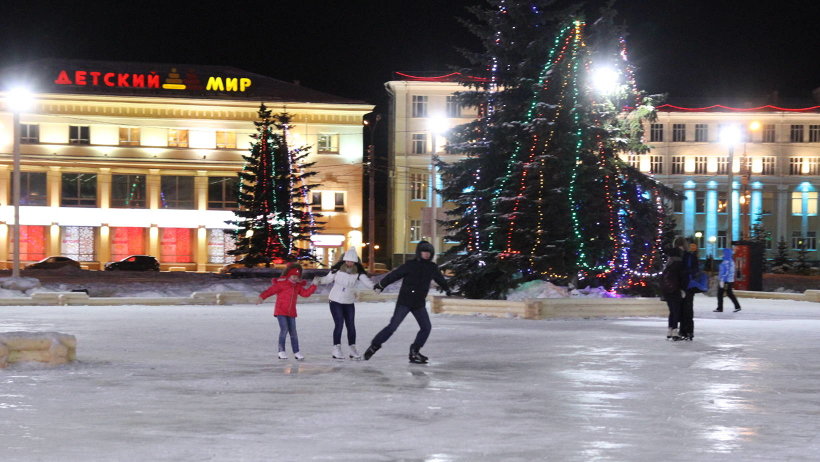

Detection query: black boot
(363, 344), (380, 361)
(409, 346), (428, 364)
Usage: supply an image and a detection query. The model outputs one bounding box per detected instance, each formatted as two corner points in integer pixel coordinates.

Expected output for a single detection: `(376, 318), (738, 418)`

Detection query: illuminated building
(0, 60), (373, 271)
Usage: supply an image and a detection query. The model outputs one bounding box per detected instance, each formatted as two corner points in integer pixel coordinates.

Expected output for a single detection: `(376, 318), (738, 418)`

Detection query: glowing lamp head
(426, 116), (449, 135)
(591, 66), (620, 95)
(719, 125), (742, 146)
(749, 121), (762, 131)
(6, 86), (35, 112)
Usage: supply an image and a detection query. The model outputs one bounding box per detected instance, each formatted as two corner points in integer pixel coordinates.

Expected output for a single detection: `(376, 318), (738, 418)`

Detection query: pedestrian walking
(316, 248), (374, 360)
(714, 247), (742, 313)
(364, 241), (451, 364)
(257, 262), (317, 360)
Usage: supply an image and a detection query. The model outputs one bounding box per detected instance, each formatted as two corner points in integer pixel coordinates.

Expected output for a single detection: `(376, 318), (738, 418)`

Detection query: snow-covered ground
(2, 296), (820, 461)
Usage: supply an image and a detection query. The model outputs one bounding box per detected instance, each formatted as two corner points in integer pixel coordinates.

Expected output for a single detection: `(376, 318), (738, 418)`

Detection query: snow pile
(0, 277), (41, 292)
(774, 287), (800, 293)
(507, 280), (569, 300)
(569, 286), (618, 298)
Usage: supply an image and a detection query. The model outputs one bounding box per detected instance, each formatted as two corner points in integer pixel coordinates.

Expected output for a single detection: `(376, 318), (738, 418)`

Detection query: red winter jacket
(259, 277), (317, 317)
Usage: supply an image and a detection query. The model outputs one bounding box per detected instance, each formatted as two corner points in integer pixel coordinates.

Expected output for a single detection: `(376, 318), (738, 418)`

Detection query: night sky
(2, 0), (819, 107)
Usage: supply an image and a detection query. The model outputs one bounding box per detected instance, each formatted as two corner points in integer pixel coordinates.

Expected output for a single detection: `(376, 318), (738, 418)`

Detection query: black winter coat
(375, 242), (449, 310)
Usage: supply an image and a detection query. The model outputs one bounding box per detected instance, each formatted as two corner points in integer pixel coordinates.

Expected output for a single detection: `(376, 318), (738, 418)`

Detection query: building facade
(385, 74), (820, 262)
(0, 60), (373, 271)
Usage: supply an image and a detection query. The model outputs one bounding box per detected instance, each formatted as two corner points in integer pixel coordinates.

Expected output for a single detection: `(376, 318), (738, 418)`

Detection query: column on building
(684, 182), (696, 238)
(776, 184), (789, 243)
(750, 182), (763, 224)
(0, 166), (9, 265)
(706, 181), (718, 258)
(731, 180), (740, 242)
(194, 171), (209, 272)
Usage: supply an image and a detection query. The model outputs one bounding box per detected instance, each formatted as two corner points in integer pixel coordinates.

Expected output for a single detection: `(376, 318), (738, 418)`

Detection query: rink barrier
(0, 332), (76, 368)
(0, 291), (399, 306)
(735, 289), (820, 303)
(430, 296), (667, 319)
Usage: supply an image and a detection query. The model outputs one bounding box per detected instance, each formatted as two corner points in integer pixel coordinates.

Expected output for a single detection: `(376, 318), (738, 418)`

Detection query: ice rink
(2, 296), (820, 461)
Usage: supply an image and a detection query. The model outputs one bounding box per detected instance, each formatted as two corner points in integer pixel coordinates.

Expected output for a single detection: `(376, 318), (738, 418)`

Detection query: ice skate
(363, 344), (380, 360)
(667, 328), (680, 340)
(278, 351), (288, 360)
(409, 346), (428, 364)
(294, 352), (305, 361)
(348, 344), (362, 360)
(733, 307), (741, 312)
(332, 344), (345, 360)
(713, 308), (723, 312)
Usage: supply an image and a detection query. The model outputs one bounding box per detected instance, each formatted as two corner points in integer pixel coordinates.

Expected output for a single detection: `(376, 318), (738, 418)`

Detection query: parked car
(25, 256), (81, 270)
(105, 255), (160, 271)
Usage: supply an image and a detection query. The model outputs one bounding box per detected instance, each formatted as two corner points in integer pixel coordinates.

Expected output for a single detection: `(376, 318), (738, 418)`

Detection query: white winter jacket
(317, 269), (375, 304)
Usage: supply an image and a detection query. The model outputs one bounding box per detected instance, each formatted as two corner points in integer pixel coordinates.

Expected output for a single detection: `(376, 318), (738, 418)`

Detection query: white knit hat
(342, 247), (359, 262)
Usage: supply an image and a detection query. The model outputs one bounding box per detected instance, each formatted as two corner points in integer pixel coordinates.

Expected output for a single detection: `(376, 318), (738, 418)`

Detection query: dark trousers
(665, 292), (683, 329)
(329, 301), (356, 345)
(679, 290), (696, 338)
(717, 282), (741, 311)
(276, 315), (299, 352)
(371, 304), (431, 350)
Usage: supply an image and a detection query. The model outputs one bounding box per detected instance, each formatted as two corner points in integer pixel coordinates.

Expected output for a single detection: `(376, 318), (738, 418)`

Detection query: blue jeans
(371, 304), (431, 350)
(276, 316), (299, 353)
(329, 301), (356, 345)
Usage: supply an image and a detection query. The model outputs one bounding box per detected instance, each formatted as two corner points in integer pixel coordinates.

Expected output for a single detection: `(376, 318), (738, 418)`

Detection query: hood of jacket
(415, 240), (435, 260)
(723, 248), (733, 261)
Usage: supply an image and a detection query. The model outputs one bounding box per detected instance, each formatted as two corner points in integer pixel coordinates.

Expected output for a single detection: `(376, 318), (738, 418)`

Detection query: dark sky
(2, 1), (819, 107)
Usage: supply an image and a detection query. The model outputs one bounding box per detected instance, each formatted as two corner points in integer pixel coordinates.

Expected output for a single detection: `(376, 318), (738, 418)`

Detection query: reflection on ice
(424, 454), (453, 462)
(702, 425), (757, 453)
(700, 383), (756, 412)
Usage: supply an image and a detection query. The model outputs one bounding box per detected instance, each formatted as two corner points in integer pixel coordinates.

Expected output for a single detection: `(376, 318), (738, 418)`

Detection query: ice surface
(2, 296), (820, 461)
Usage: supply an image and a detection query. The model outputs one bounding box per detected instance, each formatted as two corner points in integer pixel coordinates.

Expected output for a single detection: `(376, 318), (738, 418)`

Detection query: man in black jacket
(364, 241), (450, 363)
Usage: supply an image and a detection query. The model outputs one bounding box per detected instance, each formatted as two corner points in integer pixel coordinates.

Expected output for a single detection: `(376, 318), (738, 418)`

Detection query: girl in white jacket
(317, 248), (374, 359)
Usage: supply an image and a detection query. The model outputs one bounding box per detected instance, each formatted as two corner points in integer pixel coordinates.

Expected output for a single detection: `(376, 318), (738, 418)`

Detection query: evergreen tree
(795, 243), (811, 275)
(750, 215), (771, 271)
(228, 104), (322, 265)
(438, 2), (676, 299)
(773, 236), (791, 270)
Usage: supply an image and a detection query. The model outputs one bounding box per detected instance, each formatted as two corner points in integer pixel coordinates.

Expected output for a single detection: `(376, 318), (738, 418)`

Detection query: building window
(411, 133), (427, 154)
(649, 155), (663, 174)
(625, 154), (640, 169)
(311, 191), (322, 207)
(411, 95), (428, 118)
(334, 192), (345, 211)
(672, 124), (686, 142)
(810, 125), (820, 143)
(790, 157), (820, 175)
(762, 124), (775, 143)
(717, 230), (727, 249)
(790, 125), (804, 143)
(790, 158), (802, 175)
(716, 156), (729, 174)
(119, 127), (140, 146)
(694, 156), (707, 174)
(409, 219), (422, 242)
(13, 225), (47, 261)
(168, 129), (189, 147)
(671, 156), (685, 174)
(110, 227), (146, 261)
(695, 191), (705, 213)
(791, 191), (818, 216)
(111, 174), (147, 208)
(61, 226), (96, 261)
(410, 173), (427, 201)
(208, 176), (238, 209)
(216, 131), (236, 149)
(807, 231), (818, 250)
(317, 134), (339, 154)
(20, 124), (39, 144)
(694, 124), (708, 142)
(69, 125), (90, 144)
(207, 229), (236, 264)
(446, 96), (461, 118)
(649, 123), (663, 142)
(160, 176), (195, 209)
(61, 173), (97, 207)
(717, 191), (728, 214)
(791, 231), (817, 250)
(160, 227), (193, 263)
(761, 157), (775, 175)
(12, 171), (47, 206)
(672, 197), (683, 213)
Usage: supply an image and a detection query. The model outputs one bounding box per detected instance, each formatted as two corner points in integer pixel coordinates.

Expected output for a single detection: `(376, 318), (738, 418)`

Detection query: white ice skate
(348, 344), (362, 360)
(278, 351), (288, 360)
(332, 344), (345, 360)
(294, 352), (305, 361)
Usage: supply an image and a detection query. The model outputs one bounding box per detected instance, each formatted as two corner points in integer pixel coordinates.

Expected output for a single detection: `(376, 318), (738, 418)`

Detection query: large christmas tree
(438, 2), (676, 298)
(228, 104), (322, 265)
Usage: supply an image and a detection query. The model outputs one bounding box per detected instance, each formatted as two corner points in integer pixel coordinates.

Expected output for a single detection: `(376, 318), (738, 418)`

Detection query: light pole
(6, 87), (34, 278)
(363, 113), (381, 273)
(720, 125), (742, 247)
(427, 116), (448, 256)
(740, 121), (761, 239)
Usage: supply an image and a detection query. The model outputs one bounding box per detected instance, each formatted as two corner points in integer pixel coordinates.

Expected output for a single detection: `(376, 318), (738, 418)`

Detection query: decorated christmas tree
(228, 104), (322, 265)
(438, 2), (676, 298)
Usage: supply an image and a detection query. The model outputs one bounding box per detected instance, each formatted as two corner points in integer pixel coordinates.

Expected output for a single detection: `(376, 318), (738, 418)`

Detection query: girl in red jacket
(257, 263), (317, 360)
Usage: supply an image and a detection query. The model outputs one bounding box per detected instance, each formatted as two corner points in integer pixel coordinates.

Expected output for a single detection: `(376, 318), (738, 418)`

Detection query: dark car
(104, 255), (160, 271)
(25, 256), (82, 270)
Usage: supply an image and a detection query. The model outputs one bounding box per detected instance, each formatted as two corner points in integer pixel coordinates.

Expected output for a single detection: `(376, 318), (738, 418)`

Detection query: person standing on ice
(661, 236), (688, 340)
(714, 247), (742, 313)
(678, 242), (703, 341)
(364, 240), (451, 364)
(257, 262), (317, 360)
(316, 248), (374, 360)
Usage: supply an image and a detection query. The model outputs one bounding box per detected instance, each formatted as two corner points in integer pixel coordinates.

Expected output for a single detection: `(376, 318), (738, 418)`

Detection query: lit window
(207, 176), (238, 209)
(69, 125), (90, 144)
(446, 96), (461, 118)
(311, 191), (322, 207)
(110, 227), (145, 261)
(694, 156), (707, 174)
(410, 173), (428, 201)
(409, 219), (422, 242)
(672, 124), (685, 142)
(160, 176), (195, 209)
(790, 125), (804, 143)
(649, 155), (663, 174)
(207, 229), (236, 264)
(716, 157), (729, 174)
(20, 124), (39, 144)
(168, 129), (189, 147)
(216, 131), (236, 149)
(810, 125), (820, 143)
(649, 123), (663, 142)
(334, 192), (345, 211)
(111, 174), (147, 208)
(671, 156), (685, 174)
(61, 226), (96, 261)
(11, 171), (46, 206)
(411, 133), (427, 154)
(695, 124), (708, 142)
(762, 124), (775, 143)
(791, 191), (818, 216)
(119, 127), (140, 146)
(412, 95), (428, 118)
(317, 134), (339, 154)
(761, 157), (775, 175)
(160, 228), (193, 263)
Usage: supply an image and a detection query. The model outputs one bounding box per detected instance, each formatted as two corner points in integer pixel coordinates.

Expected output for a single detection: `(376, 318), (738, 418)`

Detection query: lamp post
(720, 125), (742, 247)
(427, 116), (448, 256)
(740, 121), (761, 239)
(363, 113), (381, 273)
(7, 87), (34, 279)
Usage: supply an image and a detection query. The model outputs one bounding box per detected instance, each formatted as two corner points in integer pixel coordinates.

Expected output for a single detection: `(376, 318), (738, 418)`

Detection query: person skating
(364, 241), (451, 364)
(679, 242), (703, 341)
(316, 248), (374, 360)
(257, 263), (317, 360)
(714, 247), (742, 313)
(660, 236), (688, 341)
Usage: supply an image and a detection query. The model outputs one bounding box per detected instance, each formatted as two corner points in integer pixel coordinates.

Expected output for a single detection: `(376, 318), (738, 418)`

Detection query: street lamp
(6, 87), (34, 279)
(719, 124), (742, 246)
(363, 113), (381, 273)
(427, 116), (449, 256)
(591, 66), (621, 96)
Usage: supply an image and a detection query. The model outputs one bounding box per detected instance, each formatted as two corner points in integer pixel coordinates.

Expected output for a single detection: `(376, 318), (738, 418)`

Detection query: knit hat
(284, 263), (303, 278)
(342, 247), (359, 262)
